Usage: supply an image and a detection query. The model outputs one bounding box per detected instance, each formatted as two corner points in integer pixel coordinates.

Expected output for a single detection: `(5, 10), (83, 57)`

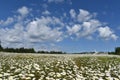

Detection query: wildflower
(61, 71), (66, 76)
(14, 68), (21, 74)
(56, 73), (61, 77)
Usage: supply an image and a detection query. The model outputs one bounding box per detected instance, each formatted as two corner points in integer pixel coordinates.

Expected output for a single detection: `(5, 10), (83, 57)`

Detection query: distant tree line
(0, 45), (35, 53)
(115, 47), (120, 55)
(0, 43), (120, 55)
(0, 44), (3, 51)
(0, 44), (66, 54)
(2, 47), (35, 53)
(108, 47), (120, 55)
(37, 51), (66, 54)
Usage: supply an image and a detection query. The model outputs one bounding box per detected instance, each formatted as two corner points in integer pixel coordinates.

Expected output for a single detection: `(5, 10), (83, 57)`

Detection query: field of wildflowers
(0, 52), (120, 80)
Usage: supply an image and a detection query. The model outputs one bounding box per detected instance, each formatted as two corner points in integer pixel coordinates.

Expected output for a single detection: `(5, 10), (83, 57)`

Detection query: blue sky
(0, 0), (120, 53)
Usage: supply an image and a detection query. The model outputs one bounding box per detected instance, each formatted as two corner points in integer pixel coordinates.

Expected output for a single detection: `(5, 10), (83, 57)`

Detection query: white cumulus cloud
(70, 9), (76, 19)
(17, 6), (30, 16)
(0, 23), (24, 43)
(68, 9), (118, 40)
(0, 7), (119, 50)
(98, 26), (118, 40)
(80, 19), (102, 37)
(26, 16), (64, 42)
(0, 17), (14, 26)
(42, 10), (51, 15)
(67, 24), (81, 36)
(77, 9), (92, 22)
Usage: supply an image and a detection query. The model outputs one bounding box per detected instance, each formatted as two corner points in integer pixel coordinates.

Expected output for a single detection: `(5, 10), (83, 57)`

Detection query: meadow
(0, 52), (120, 80)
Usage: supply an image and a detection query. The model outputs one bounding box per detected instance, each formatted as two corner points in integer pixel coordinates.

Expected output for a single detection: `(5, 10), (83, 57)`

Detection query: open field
(0, 52), (120, 80)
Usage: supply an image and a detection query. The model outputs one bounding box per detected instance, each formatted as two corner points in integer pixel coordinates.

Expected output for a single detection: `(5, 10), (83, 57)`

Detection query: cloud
(69, 9), (97, 23)
(16, 6), (32, 22)
(68, 9), (118, 40)
(17, 6), (30, 16)
(67, 24), (81, 36)
(0, 16), (64, 49)
(42, 4), (48, 9)
(98, 26), (118, 40)
(0, 6), (119, 50)
(79, 19), (101, 37)
(48, 0), (64, 3)
(77, 9), (92, 22)
(117, 26), (120, 30)
(70, 9), (76, 19)
(0, 6), (31, 27)
(63, 13), (67, 17)
(67, 19), (102, 39)
(0, 17), (14, 26)
(26, 16), (64, 42)
(42, 10), (51, 15)
(0, 23), (24, 43)
(0, 5), (65, 49)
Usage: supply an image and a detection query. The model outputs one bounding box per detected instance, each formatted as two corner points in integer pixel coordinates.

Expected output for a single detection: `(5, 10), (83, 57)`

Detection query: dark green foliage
(0, 44), (3, 51)
(0, 43), (65, 54)
(2, 47), (35, 53)
(0, 42), (35, 53)
(37, 51), (66, 54)
(115, 47), (120, 55)
(37, 51), (49, 53)
(108, 52), (115, 55)
(50, 51), (65, 54)
(108, 47), (120, 55)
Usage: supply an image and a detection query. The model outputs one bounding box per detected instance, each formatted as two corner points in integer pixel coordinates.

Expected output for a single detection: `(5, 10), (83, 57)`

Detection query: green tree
(0, 45), (3, 51)
(0, 41), (3, 51)
(115, 47), (120, 55)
